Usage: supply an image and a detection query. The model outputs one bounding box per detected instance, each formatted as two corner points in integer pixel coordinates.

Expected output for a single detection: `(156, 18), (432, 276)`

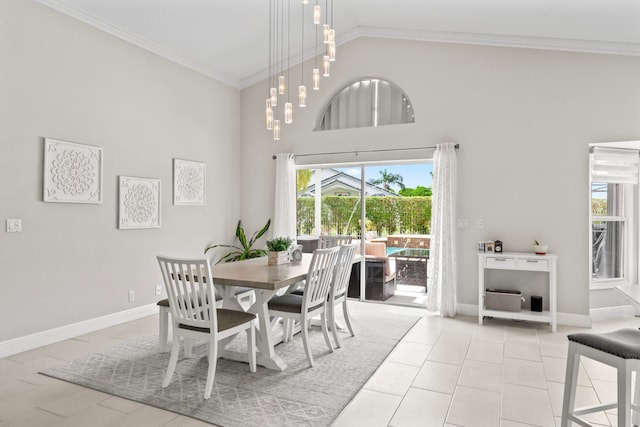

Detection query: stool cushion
(568, 328), (640, 359)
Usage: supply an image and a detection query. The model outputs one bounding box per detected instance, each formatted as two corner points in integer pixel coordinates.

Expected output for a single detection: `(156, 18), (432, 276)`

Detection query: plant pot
(268, 251), (290, 265)
(533, 244), (548, 255)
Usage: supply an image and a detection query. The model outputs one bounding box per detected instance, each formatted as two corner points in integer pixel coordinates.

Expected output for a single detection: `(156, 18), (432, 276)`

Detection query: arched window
(315, 78), (415, 131)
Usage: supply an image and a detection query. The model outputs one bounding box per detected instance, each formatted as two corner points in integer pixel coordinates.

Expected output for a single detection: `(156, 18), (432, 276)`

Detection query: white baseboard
(589, 305), (635, 323)
(457, 303), (592, 329)
(0, 304), (158, 359)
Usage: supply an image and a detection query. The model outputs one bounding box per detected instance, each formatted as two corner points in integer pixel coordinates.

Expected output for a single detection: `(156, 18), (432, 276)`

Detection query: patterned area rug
(41, 310), (419, 427)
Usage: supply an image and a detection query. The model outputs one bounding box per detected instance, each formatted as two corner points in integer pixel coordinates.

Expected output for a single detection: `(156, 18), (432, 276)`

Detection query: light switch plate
(6, 219), (21, 232)
(457, 218), (469, 229)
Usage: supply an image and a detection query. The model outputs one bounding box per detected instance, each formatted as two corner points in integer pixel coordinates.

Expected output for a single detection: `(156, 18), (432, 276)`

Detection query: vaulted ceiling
(38, 0), (640, 89)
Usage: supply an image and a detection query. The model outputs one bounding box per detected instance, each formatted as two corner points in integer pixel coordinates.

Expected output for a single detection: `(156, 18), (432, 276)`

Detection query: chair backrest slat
(157, 256), (217, 330)
(303, 247), (340, 312)
(332, 243), (358, 298)
(318, 235), (353, 249)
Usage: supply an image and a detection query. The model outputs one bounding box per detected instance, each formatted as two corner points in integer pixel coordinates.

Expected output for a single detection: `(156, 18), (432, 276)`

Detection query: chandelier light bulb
(328, 41), (336, 61)
(322, 55), (330, 77)
(278, 75), (286, 95)
(298, 85), (307, 107)
(270, 87), (278, 107)
(266, 99), (273, 130)
(285, 102), (293, 123)
(323, 24), (330, 44)
(302, 0), (309, 3)
(328, 28), (335, 44)
(313, 5), (321, 24)
(273, 119), (281, 140)
(312, 68), (320, 90)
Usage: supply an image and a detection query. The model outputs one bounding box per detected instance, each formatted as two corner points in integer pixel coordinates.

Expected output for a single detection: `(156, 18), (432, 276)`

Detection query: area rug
(40, 310), (419, 427)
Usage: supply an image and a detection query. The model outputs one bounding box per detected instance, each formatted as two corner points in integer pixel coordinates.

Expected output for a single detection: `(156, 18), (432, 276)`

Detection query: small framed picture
(118, 176), (161, 229)
(43, 138), (103, 203)
(485, 241), (495, 253)
(173, 159), (206, 205)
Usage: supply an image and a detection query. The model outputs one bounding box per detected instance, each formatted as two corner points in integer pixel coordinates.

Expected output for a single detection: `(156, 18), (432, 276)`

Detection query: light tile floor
(0, 302), (637, 426)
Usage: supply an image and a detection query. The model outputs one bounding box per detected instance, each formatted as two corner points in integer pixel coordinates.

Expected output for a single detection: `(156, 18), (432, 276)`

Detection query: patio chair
(328, 243), (358, 348)
(268, 247), (340, 367)
(157, 256), (256, 399)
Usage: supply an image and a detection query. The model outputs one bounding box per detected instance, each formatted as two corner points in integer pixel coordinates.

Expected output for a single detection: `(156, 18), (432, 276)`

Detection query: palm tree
(368, 169), (405, 192)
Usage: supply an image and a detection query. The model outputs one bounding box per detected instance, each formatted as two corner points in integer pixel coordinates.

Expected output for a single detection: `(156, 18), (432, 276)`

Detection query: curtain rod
(272, 144), (459, 159)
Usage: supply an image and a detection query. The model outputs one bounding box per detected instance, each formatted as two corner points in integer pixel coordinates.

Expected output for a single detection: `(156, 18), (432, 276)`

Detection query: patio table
(389, 248), (429, 289)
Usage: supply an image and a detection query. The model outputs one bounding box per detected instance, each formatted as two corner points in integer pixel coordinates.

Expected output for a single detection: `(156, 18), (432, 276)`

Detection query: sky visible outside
(337, 163), (433, 192)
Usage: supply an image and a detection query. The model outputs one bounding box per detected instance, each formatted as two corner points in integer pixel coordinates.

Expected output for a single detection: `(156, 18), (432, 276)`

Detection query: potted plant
(266, 236), (293, 265)
(204, 219), (271, 264)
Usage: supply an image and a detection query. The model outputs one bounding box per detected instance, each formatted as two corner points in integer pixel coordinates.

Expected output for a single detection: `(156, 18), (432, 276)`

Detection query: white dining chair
(157, 256), (256, 399)
(328, 243), (358, 348)
(318, 235), (353, 249)
(157, 286), (255, 352)
(268, 247), (340, 367)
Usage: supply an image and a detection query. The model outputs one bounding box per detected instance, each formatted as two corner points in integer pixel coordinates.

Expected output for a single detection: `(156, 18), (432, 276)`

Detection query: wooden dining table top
(211, 253), (313, 291)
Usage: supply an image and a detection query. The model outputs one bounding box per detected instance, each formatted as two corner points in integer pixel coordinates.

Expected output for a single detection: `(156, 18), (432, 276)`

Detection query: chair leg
(301, 318), (314, 367)
(159, 306), (170, 352)
(248, 321), (257, 373)
(342, 300), (355, 337)
(560, 342), (580, 427)
(204, 339), (218, 399)
(184, 337), (193, 357)
(162, 334), (181, 388)
(282, 318), (290, 342)
(321, 312), (334, 353)
(328, 303), (341, 349)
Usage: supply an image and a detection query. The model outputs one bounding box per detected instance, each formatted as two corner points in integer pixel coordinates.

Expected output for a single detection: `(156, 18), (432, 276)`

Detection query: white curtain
(273, 153), (297, 241)
(427, 143), (458, 317)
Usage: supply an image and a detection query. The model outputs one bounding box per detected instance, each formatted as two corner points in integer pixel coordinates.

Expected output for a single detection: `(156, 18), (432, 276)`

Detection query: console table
(478, 252), (558, 332)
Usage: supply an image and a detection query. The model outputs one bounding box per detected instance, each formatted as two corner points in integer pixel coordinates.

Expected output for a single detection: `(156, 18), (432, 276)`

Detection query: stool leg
(619, 364), (632, 427)
(561, 341), (580, 427)
(633, 370), (640, 425)
(159, 306), (170, 352)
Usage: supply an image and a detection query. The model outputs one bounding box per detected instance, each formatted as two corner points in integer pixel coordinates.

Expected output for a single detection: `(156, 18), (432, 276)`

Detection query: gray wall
(241, 37), (640, 319)
(4, 2), (640, 343)
(0, 0), (242, 341)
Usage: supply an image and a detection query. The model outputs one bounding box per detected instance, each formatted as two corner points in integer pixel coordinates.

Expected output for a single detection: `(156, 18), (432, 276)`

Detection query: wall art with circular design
(43, 138), (103, 203)
(118, 176), (161, 229)
(173, 158), (206, 205)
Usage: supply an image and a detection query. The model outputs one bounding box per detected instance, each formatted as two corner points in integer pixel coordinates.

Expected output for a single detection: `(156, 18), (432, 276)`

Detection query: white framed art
(173, 159), (206, 205)
(43, 138), (103, 203)
(118, 176), (161, 229)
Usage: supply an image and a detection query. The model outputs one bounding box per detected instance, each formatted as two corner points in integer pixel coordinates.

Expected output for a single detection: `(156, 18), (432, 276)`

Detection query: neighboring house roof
(300, 168), (398, 197)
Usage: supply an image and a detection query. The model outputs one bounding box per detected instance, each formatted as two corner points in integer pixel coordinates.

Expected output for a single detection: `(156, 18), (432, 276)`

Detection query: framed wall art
(173, 159), (206, 205)
(43, 138), (103, 203)
(118, 176), (161, 229)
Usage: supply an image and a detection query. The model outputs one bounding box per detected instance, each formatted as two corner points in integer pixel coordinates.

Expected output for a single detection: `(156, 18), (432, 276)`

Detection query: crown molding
(36, 0), (242, 89)
(355, 26), (640, 58)
(36, 1), (640, 91)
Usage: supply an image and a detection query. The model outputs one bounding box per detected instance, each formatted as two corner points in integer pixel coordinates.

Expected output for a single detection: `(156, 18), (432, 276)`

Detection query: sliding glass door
(296, 162), (432, 306)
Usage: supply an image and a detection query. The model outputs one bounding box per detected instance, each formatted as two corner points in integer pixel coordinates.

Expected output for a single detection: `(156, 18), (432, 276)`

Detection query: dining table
(211, 253), (314, 371)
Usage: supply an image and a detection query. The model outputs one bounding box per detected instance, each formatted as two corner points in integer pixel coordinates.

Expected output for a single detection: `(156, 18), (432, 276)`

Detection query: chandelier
(266, 0), (336, 141)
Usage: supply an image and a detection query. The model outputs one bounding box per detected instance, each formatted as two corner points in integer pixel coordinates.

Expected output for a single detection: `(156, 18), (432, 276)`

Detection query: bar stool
(561, 328), (640, 427)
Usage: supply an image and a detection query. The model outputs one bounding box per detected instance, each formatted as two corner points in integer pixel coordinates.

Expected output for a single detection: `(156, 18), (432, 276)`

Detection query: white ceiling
(38, 0), (640, 89)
